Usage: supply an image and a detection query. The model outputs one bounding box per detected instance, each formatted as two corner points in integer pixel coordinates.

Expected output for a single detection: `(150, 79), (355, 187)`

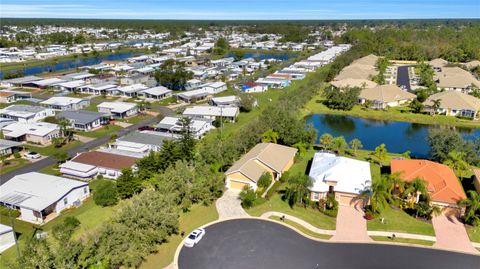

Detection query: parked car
(138, 126), (155, 131)
(24, 152), (41, 159)
(184, 228), (205, 247)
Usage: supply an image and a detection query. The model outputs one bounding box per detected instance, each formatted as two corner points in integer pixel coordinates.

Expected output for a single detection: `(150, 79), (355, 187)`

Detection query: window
(63, 198), (68, 205)
(313, 192), (319, 200)
(83, 187), (87, 194)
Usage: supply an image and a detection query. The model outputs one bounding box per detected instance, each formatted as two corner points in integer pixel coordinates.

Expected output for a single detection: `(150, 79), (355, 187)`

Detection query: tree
(403, 177), (429, 208)
(427, 129), (465, 163)
(213, 37), (229, 55)
(431, 98), (442, 115)
(52, 150), (68, 163)
(319, 133), (333, 150)
(178, 117), (196, 160)
(154, 59), (193, 90)
(92, 179), (118, 207)
(239, 93), (255, 112)
(239, 186), (257, 209)
(261, 129), (279, 144)
(116, 168), (142, 199)
(283, 174), (312, 207)
(374, 143), (388, 166)
(332, 136), (348, 155)
(349, 138), (363, 155)
(409, 99), (424, 113)
(257, 172), (272, 190)
(361, 174), (393, 214)
(458, 190), (480, 226)
(322, 86), (361, 111)
(233, 50), (245, 61)
(443, 151), (469, 180)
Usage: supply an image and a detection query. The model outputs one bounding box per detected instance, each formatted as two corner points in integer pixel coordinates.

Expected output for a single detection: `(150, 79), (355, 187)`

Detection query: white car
(24, 151), (41, 159)
(184, 228), (205, 248)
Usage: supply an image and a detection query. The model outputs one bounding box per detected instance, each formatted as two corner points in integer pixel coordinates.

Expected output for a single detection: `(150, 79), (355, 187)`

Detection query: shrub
(13, 152), (21, 158)
(0, 206), (20, 217)
(257, 172), (272, 189)
(239, 186), (257, 209)
(265, 181), (281, 200)
(92, 179), (118, 207)
(63, 216), (81, 229)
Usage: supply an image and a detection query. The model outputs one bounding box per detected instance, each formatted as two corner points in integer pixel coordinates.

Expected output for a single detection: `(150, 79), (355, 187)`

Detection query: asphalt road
(179, 219), (480, 269)
(396, 65), (412, 91)
(0, 106), (172, 185)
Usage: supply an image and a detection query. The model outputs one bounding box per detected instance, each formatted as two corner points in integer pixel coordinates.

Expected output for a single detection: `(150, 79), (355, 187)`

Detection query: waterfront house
(423, 90), (480, 119)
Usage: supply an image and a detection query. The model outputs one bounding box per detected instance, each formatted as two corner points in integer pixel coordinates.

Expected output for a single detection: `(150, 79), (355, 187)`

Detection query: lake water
(1, 52), (143, 78)
(226, 52), (297, 61)
(305, 114), (480, 158)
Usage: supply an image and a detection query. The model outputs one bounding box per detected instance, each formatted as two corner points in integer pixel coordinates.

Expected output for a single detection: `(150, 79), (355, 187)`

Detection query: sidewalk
(260, 211), (336, 235)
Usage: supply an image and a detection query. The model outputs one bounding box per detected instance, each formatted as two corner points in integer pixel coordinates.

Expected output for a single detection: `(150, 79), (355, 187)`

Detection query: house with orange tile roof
(473, 169), (480, 194)
(390, 159), (467, 216)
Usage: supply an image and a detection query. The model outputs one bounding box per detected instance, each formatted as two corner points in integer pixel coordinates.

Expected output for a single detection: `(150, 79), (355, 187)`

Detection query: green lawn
(246, 194), (336, 230)
(268, 216), (332, 240)
(24, 140), (82, 156)
(140, 203), (219, 269)
(0, 158), (29, 175)
(370, 236), (434, 246)
(118, 114), (153, 125)
(367, 206), (435, 236)
(466, 226), (480, 243)
(77, 124), (122, 138)
(302, 91), (480, 129)
(39, 164), (61, 175)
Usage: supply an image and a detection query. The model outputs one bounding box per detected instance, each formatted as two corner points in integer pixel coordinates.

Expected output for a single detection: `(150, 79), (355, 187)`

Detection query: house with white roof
(2, 122), (60, 145)
(308, 152), (371, 206)
(0, 90), (32, 103)
(138, 86), (172, 100)
(185, 79), (203, 91)
(210, 96), (240, 107)
(183, 106), (239, 122)
(110, 131), (175, 155)
(40, 97), (90, 111)
(57, 110), (109, 131)
(97, 102), (138, 119)
(0, 224), (15, 254)
(0, 172), (90, 224)
(0, 139), (22, 156)
(116, 83), (148, 97)
(0, 105), (55, 123)
(80, 83), (118, 95)
(55, 80), (87, 92)
(175, 88), (210, 103)
(31, 78), (66, 89)
(202, 81), (227, 94)
(156, 116), (214, 139)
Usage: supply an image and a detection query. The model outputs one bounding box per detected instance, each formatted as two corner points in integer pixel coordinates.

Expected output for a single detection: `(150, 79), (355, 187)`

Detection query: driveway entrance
(331, 205), (371, 242)
(432, 215), (478, 254)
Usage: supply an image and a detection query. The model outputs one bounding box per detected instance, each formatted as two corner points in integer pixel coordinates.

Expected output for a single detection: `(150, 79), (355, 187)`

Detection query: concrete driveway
(331, 205), (371, 242)
(432, 215), (479, 254)
(215, 190), (248, 220)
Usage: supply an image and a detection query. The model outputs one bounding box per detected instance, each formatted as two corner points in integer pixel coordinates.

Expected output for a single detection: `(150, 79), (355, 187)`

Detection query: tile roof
(391, 159), (467, 204)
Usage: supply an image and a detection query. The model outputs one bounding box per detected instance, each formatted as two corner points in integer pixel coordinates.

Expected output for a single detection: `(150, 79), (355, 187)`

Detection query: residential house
(183, 106), (239, 122)
(255, 77), (290, 89)
(308, 153), (371, 206)
(57, 110), (109, 131)
(434, 67), (480, 92)
(0, 76), (42, 87)
(2, 122), (60, 145)
(225, 143), (297, 191)
(0, 224), (15, 254)
(202, 82), (227, 94)
(97, 102), (138, 119)
(0, 105), (55, 123)
(110, 131), (174, 155)
(0, 139), (22, 156)
(241, 82), (267, 93)
(429, 58), (449, 72)
(31, 78), (66, 89)
(40, 97), (90, 111)
(156, 116), (214, 139)
(61, 151), (138, 179)
(138, 86), (172, 100)
(0, 90), (32, 103)
(0, 172), (90, 224)
(358, 84), (416, 109)
(391, 159), (467, 216)
(330, 78), (377, 89)
(210, 96), (240, 107)
(423, 90), (480, 119)
(80, 83), (118, 95)
(176, 89), (210, 103)
(185, 79), (203, 91)
(116, 83), (148, 97)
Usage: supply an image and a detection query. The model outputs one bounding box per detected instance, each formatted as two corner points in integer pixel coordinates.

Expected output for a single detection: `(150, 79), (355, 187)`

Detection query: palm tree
(404, 177), (429, 208)
(332, 136), (348, 155)
(458, 190), (480, 226)
(374, 143), (388, 167)
(261, 129), (279, 144)
(443, 151), (469, 180)
(431, 98), (442, 115)
(319, 133), (333, 150)
(349, 138), (363, 156)
(388, 172), (406, 198)
(361, 175), (393, 214)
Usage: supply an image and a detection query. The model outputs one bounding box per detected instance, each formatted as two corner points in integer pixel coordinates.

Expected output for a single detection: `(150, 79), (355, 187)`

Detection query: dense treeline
(339, 26), (480, 62)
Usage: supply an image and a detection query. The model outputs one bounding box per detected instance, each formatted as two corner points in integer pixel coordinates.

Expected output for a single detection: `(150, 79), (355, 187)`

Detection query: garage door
(441, 206), (462, 217)
(338, 194), (363, 207)
(229, 180), (250, 190)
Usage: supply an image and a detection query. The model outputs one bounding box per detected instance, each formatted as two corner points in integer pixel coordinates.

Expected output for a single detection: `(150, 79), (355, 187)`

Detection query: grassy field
(367, 206), (435, 236)
(0, 158), (29, 175)
(466, 226), (480, 243)
(370, 236), (434, 246)
(24, 140), (82, 156)
(268, 216), (332, 240)
(118, 114), (153, 125)
(302, 91), (480, 129)
(246, 194), (336, 230)
(77, 124), (122, 138)
(139, 203), (219, 269)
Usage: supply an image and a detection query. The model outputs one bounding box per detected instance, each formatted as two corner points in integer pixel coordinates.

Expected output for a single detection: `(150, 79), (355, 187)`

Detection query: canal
(306, 114), (480, 158)
(0, 51), (144, 78)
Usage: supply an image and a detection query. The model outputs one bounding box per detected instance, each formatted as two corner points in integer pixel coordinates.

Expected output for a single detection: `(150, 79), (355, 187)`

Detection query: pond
(305, 114), (480, 158)
(226, 51), (297, 61)
(1, 51), (143, 78)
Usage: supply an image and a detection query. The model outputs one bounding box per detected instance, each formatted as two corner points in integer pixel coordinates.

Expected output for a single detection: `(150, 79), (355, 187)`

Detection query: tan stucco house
(225, 143), (297, 191)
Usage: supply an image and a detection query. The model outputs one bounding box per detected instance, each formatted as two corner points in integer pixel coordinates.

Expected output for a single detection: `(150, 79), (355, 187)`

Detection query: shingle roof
(423, 90), (480, 111)
(71, 151), (137, 170)
(360, 84), (416, 103)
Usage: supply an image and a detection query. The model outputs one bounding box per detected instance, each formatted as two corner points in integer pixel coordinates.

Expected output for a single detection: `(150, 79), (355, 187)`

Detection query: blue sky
(1, 0), (479, 20)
